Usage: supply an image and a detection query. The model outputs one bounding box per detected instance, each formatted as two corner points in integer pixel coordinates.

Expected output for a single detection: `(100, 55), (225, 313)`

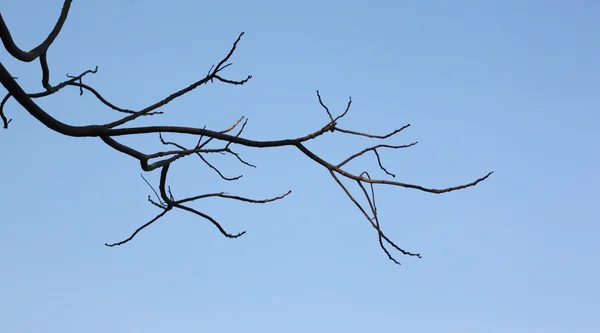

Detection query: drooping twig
(105, 209), (169, 247)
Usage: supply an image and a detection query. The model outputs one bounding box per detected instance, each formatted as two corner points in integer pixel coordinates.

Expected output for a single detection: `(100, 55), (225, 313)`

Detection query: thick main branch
(0, 0), (72, 62)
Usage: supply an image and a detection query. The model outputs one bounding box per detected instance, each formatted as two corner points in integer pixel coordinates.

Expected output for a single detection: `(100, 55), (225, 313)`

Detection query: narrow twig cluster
(0, 0), (492, 264)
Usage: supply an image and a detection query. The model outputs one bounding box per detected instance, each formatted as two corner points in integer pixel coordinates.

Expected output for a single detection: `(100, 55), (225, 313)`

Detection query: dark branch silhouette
(0, 1), (492, 265)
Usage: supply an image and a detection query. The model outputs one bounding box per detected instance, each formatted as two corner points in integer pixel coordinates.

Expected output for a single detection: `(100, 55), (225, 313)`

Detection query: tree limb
(0, 6), (492, 264)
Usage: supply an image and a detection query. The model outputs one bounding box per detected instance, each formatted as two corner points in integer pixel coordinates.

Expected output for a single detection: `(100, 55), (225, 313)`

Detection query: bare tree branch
(105, 209), (169, 247)
(0, 5), (492, 264)
(0, 0), (72, 62)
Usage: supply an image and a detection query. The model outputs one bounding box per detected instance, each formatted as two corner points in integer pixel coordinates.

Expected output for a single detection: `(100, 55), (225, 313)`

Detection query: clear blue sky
(1, 0), (599, 332)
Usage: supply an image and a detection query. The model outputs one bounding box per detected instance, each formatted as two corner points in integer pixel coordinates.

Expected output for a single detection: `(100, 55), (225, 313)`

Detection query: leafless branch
(105, 209), (169, 247)
(0, 0), (72, 62)
(0, 5), (492, 264)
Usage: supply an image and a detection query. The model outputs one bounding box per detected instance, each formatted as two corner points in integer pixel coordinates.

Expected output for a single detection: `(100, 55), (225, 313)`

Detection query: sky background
(1, 0), (599, 332)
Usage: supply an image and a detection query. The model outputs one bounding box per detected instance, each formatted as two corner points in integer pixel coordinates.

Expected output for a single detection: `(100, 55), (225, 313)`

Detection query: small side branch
(105, 209), (170, 247)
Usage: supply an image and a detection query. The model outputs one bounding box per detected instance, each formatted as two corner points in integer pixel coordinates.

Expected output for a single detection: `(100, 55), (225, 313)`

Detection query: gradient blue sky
(1, 0), (599, 332)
